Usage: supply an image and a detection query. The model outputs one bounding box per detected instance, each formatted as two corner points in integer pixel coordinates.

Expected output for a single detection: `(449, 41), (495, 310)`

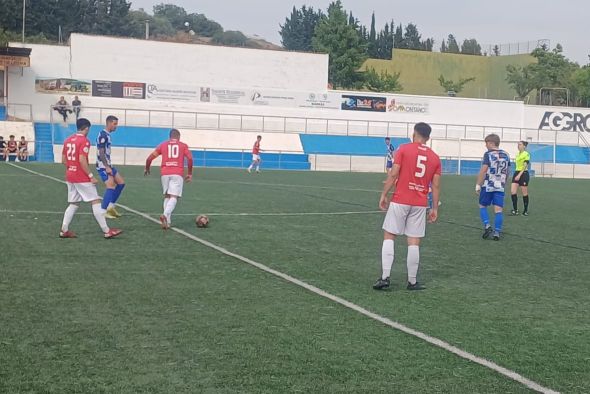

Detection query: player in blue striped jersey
(385, 137), (395, 174)
(476, 134), (510, 241)
(96, 115), (125, 219)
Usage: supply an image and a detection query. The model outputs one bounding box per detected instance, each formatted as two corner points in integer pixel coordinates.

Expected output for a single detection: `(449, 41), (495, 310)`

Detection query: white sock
(381, 239), (394, 280)
(255, 164), (260, 171)
(61, 204), (79, 232)
(163, 198), (169, 213)
(248, 163), (253, 170)
(107, 202), (115, 210)
(92, 204), (110, 233)
(407, 245), (420, 285)
(164, 197), (177, 223)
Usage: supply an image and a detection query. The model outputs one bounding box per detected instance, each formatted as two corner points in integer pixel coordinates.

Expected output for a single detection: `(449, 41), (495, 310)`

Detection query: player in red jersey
(144, 128), (194, 229)
(60, 118), (122, 239)
(247, 135), (262, 173)
(373, 122), (441, 291)
(5, 135), (18, 161)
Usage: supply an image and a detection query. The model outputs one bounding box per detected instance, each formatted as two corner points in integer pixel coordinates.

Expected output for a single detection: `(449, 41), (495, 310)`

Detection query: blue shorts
(386, 161), (393, 169)
(98, 167), (118, 182)
(479, 191), (504, 208)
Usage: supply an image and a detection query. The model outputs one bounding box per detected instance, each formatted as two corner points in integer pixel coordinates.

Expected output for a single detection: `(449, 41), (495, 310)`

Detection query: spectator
(18, 136), (29, 161)
(5, 135), (18, 162)
(0, 136), (5, 160)
(72, 96), (82, 120)
(53, 96), (71, 123)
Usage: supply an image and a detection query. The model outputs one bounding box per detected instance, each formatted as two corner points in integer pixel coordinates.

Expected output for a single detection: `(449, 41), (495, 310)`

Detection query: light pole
(145, 19), (150, 39)
(22, 0), (26, 43)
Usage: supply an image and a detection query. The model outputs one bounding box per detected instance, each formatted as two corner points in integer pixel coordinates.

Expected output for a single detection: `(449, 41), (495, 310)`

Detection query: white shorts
(67, 182), (100, 203)
(161, 175), (184, 197)
(382, 202), (427, 238)
(252, 154), (261, 161)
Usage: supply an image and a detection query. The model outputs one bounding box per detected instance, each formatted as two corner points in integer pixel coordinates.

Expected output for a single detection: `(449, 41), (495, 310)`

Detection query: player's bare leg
(60, 203), (80, 238)
(406, 237), (425, 290)
(373, 231), (396, 290)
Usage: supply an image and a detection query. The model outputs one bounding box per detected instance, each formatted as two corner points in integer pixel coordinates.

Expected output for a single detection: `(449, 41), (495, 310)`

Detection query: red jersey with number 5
(155, 139), (193, 176)
(63, 133), (91, 183)
(392, 142), (441, 207)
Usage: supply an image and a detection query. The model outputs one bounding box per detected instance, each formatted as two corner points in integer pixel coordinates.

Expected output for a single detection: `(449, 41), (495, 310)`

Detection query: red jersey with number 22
(392, 142), (441, 207)
(63, 133), (91, 183)
(156, 139), (193, 176)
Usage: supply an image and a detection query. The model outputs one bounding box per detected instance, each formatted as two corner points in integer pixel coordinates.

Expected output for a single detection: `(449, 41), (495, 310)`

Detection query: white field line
(0, 209), (381, 217)
(7, 163), (559, 394)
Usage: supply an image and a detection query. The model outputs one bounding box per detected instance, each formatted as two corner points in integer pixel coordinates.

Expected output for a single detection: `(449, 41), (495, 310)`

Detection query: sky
(131, 0), (589, 65)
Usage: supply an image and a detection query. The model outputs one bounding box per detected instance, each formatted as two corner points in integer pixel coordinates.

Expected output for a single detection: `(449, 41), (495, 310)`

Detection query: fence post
(305, 118), (308, 134)
(283, 117), (286, 133)
(278, 151), (282, 170)
(172, 111), (175, 128)
(346, 119), (350, 136)
(195, 113), (198, 129)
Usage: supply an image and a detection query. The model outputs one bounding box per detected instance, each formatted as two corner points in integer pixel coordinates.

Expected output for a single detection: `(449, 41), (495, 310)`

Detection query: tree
(212, 30), (248, 47)
(367, 12), (377, 58)
(571, 67), (590, 107)
(505, 65), (535, 99)
(421, 38), (434, 51)
(279, 5), (323, 51)
(493, 45), (500, 56)
(312, 1), (367, 89)
(153, 3), (187, 30)
(440, 39), (447, 53)
(461, 38), (482, 55)
(438, 75), (475, 95)
(393, 23), (403, 49)
(403, 23), (421, 50)
(446, 34), (460, 53)
(186, 13), (223, 37)
(364, 68), (402, 92)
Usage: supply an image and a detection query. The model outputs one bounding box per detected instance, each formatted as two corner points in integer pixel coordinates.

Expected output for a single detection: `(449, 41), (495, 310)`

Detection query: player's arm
(429, 173), (441, 223)
(184, 148), (193, 182)
(144, 150), (160, 176)
(78, 153), (97, 184)
(476, 165), (488, 194)
(61, 153), (67, 166)
(379, 163), (400, 210)
(97, 146), (111, 174)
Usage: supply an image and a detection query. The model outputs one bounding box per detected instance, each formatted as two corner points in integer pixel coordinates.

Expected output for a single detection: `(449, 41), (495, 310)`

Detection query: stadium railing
(47, 105), (589, 147)
(6, 103), (33, 122)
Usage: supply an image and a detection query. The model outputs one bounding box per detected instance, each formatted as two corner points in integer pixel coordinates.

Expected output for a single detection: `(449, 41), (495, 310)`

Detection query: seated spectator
(53, 96), (71, 122)
(72, 96), (82, 120)
(5, 135), (18, 162)
(18, 136), (29, 161)
(0, 136), (5, 160)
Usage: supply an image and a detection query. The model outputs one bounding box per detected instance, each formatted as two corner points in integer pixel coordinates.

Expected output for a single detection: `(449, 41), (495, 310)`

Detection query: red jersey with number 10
(392, 142), (441, 207)
(62, 133), (91, 183)
(156, 139), (193, 176)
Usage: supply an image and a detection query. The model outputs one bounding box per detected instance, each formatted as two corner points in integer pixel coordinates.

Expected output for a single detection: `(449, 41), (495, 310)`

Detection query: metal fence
(48, 105), (590, 147)
(6, 103), (33, 122)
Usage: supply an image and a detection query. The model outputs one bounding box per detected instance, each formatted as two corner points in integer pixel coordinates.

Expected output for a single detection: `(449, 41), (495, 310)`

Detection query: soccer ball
(196, 215), (209, 228)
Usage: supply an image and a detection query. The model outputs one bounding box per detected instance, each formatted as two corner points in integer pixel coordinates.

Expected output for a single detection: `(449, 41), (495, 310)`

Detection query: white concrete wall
(0, 122), (35, 156)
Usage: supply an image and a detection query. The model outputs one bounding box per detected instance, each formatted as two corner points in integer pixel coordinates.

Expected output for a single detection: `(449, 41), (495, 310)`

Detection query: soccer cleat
(373, 277), (390, 290)
(104, 228), (123, 239)
(247, 168), (252, 173)
(159, 215), (170, 230)
(510, 210), (519, 216)
(407, 282), (426, 291)
(493, 231), (500, 241)
(522, 211), (529, 216)
(59, 230), (77, 239)
(107, 206), (122, 218)
(482, 225), (493, 239)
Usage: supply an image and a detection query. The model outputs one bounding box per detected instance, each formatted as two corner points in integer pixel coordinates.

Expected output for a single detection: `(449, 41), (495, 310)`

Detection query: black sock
(511, 194), (518, 211)
(523, 195), (529, 212)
